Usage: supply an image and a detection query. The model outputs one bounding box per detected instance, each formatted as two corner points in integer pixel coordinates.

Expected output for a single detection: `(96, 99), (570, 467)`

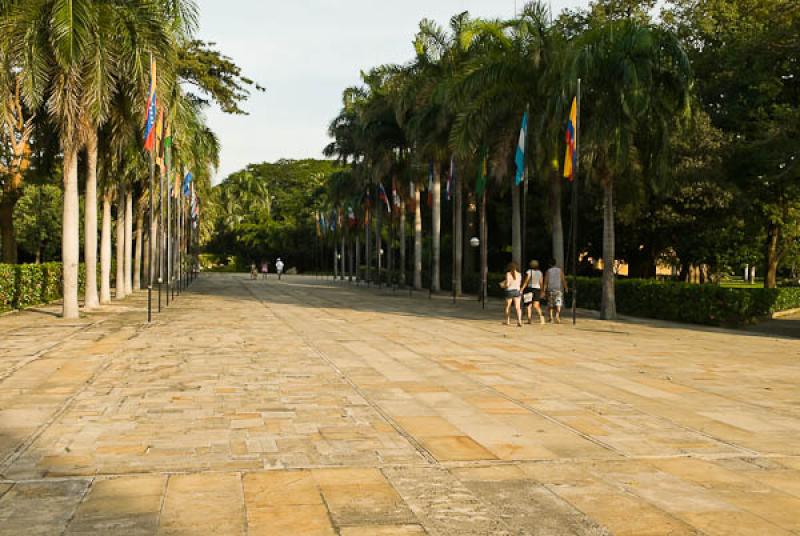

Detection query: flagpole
(452, 161), (457, 305)
(158, 146), (164, 312)
(571, 78), (581, 326)
(480, 190), (487, 310)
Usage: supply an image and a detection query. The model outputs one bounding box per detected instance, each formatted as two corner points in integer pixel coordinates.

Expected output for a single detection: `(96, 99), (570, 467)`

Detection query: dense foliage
(204, 159), (337, 270)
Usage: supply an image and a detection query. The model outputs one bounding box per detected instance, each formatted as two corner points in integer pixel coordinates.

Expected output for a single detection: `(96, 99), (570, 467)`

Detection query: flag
(182, 172), (193, 197)
(427, 162), (434, 206)
(476, 148), (488, 197)
(329, 210), (337, 231)
(347, 205), (356, 226)
(143, 59), (157, 152)
(447, 157), (455, 201)
(163, 120), (172, 172)
(391, 177), (401, 208)
(407, 180), (417, 213)
(363, 187), (372, 226)
(155, 109), (165, 170)
(172, 171), (180, 198)
(320, 212), (327, 235)
(378, 183), (391, 213)
(514, 111), (528, 186)
(564, 98), (577, 181)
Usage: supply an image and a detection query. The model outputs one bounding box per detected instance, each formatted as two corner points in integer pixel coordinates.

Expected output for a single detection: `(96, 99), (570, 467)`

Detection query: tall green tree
(571, 19), (693, 318)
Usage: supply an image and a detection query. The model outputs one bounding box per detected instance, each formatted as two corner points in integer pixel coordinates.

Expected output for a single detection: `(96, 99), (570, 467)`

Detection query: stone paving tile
(0, 480), (89, 535)
(159, 472), (245, 535)
(65, 475), (166, 535)
(1, 274), (799, 534)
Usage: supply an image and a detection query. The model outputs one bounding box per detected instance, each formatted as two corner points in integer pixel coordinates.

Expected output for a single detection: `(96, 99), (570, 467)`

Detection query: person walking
(275, 258), (285, 280)
(501, 262), (523, 327)
(260, 261), (269, 280)
(250, 262), (258, 280)
(522, 260), (545, 325)
(542, 259), (567, 324)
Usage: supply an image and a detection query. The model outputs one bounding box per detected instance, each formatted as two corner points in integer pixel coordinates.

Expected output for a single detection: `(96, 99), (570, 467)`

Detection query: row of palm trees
(323, 2), (692, 319)
(0, 0), (220, 319)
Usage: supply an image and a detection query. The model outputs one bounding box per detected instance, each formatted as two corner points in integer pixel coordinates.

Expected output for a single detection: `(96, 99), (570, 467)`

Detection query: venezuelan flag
(563, 97), (577, 181)
(143, 59), (158, 152)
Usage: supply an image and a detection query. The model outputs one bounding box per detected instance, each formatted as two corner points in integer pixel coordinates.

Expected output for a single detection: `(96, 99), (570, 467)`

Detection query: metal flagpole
(167, 171), (172, 303)
(452, 163), (457, 305)
(480, 190), (488, 310)
(158, 145), (164, 312)
(522, 105), (529, 273)
(571, 79), (581, 326)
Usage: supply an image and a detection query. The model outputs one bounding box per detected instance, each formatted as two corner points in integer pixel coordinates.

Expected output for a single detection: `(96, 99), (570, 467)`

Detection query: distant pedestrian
(249, 262), (258, 280)
(501, 262), (523, 327)
(543, 259), (567, 324)
(260, 261), (269, 280)
(522, 260), (545, 325)
(275, 258), (285, 280)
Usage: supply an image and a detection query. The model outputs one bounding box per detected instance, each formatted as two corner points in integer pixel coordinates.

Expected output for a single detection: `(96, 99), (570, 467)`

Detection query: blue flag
(514, 112), (528, 186)
(182, 172), (193, 197)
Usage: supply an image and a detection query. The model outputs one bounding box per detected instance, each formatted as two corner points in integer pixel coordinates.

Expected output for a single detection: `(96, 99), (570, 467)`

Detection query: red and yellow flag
(563, 98), (577, 181)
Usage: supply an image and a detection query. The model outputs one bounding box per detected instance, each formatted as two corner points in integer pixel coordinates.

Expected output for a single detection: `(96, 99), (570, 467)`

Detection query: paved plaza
(0, 273), (799, 535)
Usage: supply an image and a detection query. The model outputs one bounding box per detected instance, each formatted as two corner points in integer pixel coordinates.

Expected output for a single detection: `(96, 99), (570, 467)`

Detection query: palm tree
(449, 3), (566, 269)
(395, 14), (475, 292)
(3, 0), (181, 318)
(571, 20), (692, 319)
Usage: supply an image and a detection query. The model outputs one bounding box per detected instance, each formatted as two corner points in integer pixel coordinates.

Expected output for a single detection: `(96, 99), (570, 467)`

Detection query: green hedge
(571, 277), (800, 326)
(0, 262), (93, 312)
(348, 268), (800, 326)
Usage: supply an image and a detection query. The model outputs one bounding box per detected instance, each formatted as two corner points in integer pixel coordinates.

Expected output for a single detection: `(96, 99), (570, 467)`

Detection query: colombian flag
(143, 59), (157, 152)
(563, 98), (577, 181)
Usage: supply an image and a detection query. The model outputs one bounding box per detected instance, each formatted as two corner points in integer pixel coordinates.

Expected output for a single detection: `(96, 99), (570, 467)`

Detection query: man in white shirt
(275, 258), (285, 280)
(542, 258), (568, 324)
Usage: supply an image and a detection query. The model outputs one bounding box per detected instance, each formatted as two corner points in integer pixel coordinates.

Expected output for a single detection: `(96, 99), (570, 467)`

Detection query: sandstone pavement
(0, 273), (798, 535)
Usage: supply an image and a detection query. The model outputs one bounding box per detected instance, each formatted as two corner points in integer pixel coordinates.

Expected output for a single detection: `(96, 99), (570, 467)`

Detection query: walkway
(0, 273), (799, 535)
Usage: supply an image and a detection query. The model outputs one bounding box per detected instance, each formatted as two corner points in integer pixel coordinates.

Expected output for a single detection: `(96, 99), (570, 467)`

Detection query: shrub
(0, 264), (13, 312)
(14, 263), (44, 309)
(569, 277), (800, 326)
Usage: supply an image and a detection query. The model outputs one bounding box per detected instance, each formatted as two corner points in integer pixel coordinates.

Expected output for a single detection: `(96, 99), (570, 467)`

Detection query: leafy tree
(570, 19), (693, 319)
(664, 0), (800, 287)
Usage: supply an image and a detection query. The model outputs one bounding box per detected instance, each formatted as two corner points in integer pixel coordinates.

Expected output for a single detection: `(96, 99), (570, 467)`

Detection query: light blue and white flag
(514, 111), (528, 186)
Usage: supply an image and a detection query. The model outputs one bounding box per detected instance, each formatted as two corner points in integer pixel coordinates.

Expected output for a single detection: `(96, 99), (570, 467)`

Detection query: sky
(195, 0), (589, 184)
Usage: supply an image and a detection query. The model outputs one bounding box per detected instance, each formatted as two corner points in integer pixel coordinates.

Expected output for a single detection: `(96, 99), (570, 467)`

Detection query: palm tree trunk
(124, 190), (133, 294)
(432, 163), (441, 292)
(375, 204), (382, 284)
(365, 208), (371, 283)
(115, 191), (126, 299)
(100, 191), (112, 304)
(414, 186), (422, 290)
(341, 235), (346, 280)
(62, 148), (81, 319)
(142, 231), (150, 288)
(134, 202), (144, 290)
(0, 197), (19, 264)
(333, 242), (338, 279)
(454, 175), (463, 296)
(83, 132), (99, 309)
(550, 170), (565, 268)
(601, 178), (616, 320)
(764, 221), (780, 289)
(355, 234), (361, 281)
(511, 181), (522, 268)
(399, 199), (406, 286)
